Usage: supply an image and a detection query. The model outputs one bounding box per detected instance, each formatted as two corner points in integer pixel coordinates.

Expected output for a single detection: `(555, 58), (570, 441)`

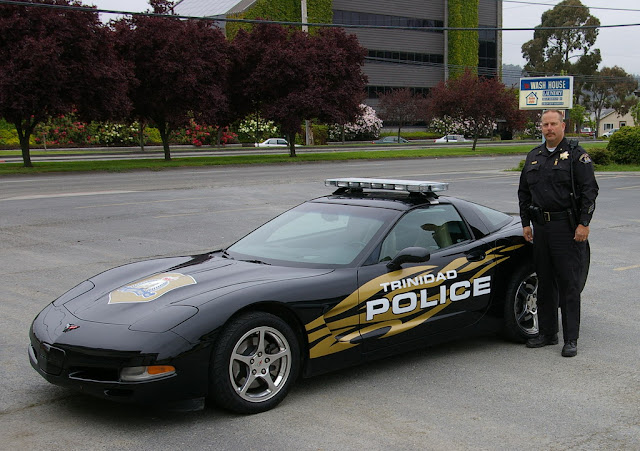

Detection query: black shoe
(562, 340), (577, 357)
(526, 333), (559, 348)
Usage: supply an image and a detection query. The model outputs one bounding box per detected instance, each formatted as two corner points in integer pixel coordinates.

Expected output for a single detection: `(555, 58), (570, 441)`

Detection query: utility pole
(302, 0), (313, 145)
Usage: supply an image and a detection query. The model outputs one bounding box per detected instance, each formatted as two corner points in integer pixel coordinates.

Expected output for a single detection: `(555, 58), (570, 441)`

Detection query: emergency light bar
(325, 178), (448, 193)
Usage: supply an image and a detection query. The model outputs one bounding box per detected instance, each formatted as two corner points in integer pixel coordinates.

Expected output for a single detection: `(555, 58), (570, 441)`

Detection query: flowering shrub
(328, 104), (382, 141)
(172, 119), (237, 146)
(33, 114), (142, 146)
(27, 114), (235, 147)
(89, 122), (141, 146)
(34, 113), (90, 146)
(428, 117), (466, 136)
(236, 115), (279, 143)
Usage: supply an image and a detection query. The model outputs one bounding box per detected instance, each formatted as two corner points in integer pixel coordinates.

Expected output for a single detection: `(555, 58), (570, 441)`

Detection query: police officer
(518, 109), (599, 357)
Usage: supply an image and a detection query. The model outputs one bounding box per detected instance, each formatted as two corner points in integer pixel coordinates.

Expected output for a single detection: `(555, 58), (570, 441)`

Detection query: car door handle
(466, 252), (485, 262)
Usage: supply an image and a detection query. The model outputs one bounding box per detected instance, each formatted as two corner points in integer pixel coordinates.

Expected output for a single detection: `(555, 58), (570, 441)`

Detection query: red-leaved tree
(229, 23), (366, 157)
(114, 0), (229, 160)
(377, 89), (424, 141)
(0, 0), (131, 167)
(427, 70), (526, 150)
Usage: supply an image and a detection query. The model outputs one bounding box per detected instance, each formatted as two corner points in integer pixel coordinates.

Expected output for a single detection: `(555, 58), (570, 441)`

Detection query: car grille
(32, 343), (65, 376)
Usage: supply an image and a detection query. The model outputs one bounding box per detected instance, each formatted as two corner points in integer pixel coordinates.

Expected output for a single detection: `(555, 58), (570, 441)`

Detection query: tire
(503, 266), (539, 342)
(210, 311), (300, 414)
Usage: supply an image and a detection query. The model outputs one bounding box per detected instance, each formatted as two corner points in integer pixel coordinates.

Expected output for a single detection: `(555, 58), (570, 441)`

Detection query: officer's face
(541, 111), (566, 148)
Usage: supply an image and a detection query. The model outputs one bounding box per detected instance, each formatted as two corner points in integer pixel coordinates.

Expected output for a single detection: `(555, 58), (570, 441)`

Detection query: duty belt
(542, 210), (569, 222)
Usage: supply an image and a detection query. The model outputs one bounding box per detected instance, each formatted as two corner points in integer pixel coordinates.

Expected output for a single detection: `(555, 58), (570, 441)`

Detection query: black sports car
(30, 178), (543, 414)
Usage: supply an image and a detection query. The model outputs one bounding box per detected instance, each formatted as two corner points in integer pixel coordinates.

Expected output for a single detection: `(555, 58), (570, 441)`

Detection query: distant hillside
(502, 64), (524, 87)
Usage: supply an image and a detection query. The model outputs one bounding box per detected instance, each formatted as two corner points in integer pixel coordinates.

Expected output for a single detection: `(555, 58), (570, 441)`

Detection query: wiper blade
(221, 250), (233, 259)
(239, 259), (271, 265)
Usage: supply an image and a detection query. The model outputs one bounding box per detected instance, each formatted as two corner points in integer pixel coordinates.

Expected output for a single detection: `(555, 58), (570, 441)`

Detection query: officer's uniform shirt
(518, 138), (599, 227)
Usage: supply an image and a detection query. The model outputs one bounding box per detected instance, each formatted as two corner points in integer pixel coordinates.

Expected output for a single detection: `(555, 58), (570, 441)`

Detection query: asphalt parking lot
(1, 155), (639, 450)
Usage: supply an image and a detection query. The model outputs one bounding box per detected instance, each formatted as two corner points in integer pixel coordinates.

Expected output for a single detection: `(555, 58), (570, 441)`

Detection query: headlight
(120, 365), (176, 382)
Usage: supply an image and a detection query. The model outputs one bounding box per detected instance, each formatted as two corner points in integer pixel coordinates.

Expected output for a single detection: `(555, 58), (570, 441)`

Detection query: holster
(528, 205), (544, 224)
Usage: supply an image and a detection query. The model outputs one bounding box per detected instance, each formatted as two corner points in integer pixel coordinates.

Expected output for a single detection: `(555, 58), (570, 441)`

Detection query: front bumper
(29, 303), (212, 408)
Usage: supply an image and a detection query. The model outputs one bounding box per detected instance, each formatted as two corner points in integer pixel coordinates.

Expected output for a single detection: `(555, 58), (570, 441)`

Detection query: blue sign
(519, 76), (573, 110)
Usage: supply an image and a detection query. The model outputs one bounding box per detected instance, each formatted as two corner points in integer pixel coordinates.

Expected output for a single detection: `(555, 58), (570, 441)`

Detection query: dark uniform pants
(532, 219), (586, 341)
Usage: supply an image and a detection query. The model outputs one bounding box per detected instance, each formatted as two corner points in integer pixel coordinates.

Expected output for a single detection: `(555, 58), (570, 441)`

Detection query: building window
(604, 123), (614, 130)
(367, 49), (444, 66)
(478, 26), (497, 77)
(333, 10), (444, 34)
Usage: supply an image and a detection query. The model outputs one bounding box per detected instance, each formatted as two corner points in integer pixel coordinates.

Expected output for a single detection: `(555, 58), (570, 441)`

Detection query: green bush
(586, 147), (612, 166)
(0, 127), (20, 146)
(608, 126), (640, 164)
(145, 127), (162, 144)
(312, 124), (328, 145)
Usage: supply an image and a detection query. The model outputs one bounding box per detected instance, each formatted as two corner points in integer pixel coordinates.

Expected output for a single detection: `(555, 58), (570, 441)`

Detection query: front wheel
(210, 312), (300, 414)
(503, 266), (539, 342)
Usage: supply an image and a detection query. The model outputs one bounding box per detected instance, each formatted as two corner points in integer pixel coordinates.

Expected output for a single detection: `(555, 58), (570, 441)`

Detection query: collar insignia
(531, 160), (538, 164)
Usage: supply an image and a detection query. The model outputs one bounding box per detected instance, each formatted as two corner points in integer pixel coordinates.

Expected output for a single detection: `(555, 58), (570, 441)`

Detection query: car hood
(59, 253), (332, 326)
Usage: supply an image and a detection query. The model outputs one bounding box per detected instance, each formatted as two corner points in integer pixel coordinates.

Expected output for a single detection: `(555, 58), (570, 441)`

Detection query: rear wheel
(503, 266), (539, 342)
(210, 312), (300, 414)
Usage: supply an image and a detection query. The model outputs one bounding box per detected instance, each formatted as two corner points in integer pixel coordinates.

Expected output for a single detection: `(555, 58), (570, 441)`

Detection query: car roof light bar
(325, 178), (448, 193)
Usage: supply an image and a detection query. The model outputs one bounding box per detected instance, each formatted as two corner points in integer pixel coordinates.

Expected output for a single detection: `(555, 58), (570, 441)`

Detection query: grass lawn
(1, 141), (636, 175)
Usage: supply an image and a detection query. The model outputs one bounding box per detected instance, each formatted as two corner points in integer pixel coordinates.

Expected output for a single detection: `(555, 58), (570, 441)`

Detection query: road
(1, 156), (639, 450)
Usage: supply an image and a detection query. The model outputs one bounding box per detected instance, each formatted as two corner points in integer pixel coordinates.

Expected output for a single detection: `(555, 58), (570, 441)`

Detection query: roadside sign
(519, 76), (573, 110)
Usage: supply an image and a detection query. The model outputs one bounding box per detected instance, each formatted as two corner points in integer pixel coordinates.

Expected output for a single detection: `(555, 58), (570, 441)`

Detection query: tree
(569, 104), (588, 133)
(377, 89), (423, 141)
(0, 0), (130, 167)
(586, 66), (638, 137)
(427, 70), (527, 149)
(521, 0), (601, 103)
(114, 0), (229, 160)
(229, 24), (366, 157)
(630, 100), (640, 126)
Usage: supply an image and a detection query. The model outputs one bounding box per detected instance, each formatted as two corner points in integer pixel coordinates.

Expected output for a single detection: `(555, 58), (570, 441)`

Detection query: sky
(89, 0), (640, 75)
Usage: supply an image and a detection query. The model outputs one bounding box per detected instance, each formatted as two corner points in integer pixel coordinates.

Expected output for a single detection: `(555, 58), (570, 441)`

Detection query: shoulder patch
(579, 153), (592, 164)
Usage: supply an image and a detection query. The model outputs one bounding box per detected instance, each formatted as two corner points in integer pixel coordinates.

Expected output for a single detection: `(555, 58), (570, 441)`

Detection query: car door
(356, 204), (497, 353)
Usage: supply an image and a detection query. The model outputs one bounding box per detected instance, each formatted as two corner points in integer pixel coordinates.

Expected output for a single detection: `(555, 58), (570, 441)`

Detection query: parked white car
(601, 129), (619, 138)
(434, 135), (467, 143)
(256, 138), (289, 147)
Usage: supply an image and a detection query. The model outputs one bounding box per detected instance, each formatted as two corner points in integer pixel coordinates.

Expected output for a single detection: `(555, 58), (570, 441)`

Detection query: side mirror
(386, 247), (431, 271)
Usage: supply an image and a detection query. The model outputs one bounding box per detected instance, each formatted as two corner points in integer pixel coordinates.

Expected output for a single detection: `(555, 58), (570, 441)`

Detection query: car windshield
(226, 202), (398, 266)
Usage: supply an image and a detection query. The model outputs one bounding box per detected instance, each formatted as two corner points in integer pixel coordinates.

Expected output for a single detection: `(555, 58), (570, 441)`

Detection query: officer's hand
(523, 226), (533, 243)
(575, 224), (589, 242)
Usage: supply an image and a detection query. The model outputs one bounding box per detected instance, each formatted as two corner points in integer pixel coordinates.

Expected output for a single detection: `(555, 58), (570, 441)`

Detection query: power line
(1, 0), (639, 32)
(504, 0), (640, 13)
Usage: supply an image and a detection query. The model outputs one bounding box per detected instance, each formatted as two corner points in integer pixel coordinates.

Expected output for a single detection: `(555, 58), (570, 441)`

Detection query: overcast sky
(89, 0), (640, 75)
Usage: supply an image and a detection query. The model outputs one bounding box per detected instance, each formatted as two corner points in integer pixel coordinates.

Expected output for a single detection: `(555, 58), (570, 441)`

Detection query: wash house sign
(519, 76), (574, 110)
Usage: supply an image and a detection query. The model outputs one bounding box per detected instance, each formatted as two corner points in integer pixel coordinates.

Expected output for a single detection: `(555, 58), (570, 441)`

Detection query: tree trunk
(158, 123), (172, 161)
(15, 119), (34, 168)
(287, 132), (297, 157)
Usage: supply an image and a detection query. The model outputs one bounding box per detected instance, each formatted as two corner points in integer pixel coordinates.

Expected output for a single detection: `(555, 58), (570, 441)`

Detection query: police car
(30, 178), (542, 414)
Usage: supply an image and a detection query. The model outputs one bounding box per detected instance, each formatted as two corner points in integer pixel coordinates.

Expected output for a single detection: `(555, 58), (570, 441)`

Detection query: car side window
(378, 205), (471, 262)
